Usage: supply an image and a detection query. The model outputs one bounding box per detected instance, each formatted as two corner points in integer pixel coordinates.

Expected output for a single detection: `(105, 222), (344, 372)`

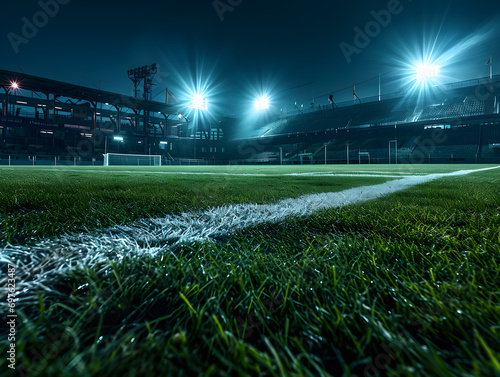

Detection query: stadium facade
(1, 68), (499, 165)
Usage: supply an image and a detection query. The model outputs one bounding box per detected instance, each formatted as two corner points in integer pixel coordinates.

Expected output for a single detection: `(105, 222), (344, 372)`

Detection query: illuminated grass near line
(0, 165), (499, 376)
(1, 166), (497, 304)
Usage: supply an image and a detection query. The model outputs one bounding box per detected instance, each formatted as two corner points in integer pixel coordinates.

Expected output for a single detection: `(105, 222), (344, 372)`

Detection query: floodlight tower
(254, 96), (270, 110)
(128, 64), (158, 154)
(8, 81), (20, 116)
(415, 64), (439, 81)
(127, 64), (158, 100)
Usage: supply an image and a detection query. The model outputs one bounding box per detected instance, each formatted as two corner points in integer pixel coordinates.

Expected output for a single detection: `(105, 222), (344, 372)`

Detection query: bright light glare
(254, 96), (270, 110)
(10, 81), (19, 90)
(415, 64), (440, 80)
(113, 136), (124, 141)
(189, 93), (208, 110)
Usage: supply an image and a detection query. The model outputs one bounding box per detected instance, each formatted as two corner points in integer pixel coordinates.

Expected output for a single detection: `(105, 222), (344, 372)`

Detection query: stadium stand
(417, 100), (485, 121)
(226, 75), (500, 164)
(1, 68), (500, 164)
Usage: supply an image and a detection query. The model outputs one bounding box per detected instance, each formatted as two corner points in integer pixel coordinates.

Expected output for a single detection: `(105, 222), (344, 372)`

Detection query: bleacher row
(418, 101), (485, 122)
(375, 109), (414, 125)
(255, 98), (488, 138)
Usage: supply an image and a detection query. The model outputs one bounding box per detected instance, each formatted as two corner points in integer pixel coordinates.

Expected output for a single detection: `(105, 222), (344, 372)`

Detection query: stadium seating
(418, 100), (485, 121)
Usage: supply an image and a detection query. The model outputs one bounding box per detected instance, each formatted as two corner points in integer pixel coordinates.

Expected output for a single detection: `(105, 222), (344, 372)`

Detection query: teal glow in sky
(2, 0), (499, 114)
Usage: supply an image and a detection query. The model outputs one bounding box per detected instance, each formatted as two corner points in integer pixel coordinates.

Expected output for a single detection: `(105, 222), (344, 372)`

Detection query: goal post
(103, 153), (162, 166)
(358, 151), (371, 165)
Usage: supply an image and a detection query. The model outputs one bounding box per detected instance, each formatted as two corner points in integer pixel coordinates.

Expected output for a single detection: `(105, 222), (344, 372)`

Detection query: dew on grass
(77, 283), (89, 291)
(3, 167), (495, 310)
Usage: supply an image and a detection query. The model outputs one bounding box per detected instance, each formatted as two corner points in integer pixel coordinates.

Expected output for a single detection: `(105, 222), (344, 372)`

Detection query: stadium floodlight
(10, 81), (20, 90)
(113, 136), (124, 142)
(189, 93), (208, 110)
(415, 64), (440, 80)
(254, 96), (270, 110)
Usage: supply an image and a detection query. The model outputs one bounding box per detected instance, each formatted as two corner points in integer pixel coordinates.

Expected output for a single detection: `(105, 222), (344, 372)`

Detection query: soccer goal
(103, 153), (162, 166)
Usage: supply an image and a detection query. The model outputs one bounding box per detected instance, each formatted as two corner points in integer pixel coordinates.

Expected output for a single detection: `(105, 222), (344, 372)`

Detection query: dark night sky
(2, 0), (500, 115)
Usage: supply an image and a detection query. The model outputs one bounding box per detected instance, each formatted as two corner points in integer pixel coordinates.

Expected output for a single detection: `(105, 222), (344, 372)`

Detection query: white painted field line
(283, 173), (409, 178)
(351, 171), (427, 175)
(3, 168), (424, 178)
(1, 166), (498, 302)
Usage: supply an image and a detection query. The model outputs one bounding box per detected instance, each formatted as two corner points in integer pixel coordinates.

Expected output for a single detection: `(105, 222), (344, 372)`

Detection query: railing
(0, 154), (102, 166)
(1, 153), (496, 166)
(279, 74), (500, 117)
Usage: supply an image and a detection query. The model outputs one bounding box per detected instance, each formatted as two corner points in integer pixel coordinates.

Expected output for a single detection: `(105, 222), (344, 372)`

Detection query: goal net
(103, 153), (162, 166)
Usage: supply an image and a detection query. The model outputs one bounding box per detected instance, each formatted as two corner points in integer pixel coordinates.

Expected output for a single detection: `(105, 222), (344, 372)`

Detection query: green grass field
(1, 164), (499, 376)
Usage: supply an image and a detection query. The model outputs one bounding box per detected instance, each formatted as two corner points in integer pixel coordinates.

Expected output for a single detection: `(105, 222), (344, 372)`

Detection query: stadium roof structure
(0, 69), (179, 116)
(233, 73), (500, 140)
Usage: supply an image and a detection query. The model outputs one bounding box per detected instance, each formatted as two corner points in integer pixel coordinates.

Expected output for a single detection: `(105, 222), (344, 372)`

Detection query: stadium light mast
(9, 81), (20, 115)
(415, 64), (439, 81)
(128, 64), (157, 100)
(189, 93), (208, 110)
(186, 92), (207, 160)
(254, 96), (270, 110)
(127, 64), (158, 154)
(378, 74), (381, 102)
(353, 86), (361, 104)
(486, 56), (493, 79)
